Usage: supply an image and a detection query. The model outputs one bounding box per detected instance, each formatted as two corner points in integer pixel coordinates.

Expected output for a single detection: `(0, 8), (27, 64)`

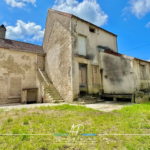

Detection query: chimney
(0, 24), (6, 39)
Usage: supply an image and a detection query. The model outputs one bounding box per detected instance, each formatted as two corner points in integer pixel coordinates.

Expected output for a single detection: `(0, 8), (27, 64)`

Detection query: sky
(0, 0), (150, 61)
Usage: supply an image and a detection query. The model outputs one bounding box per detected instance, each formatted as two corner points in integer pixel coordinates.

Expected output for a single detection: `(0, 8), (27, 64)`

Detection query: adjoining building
(0, 9), (150, 104)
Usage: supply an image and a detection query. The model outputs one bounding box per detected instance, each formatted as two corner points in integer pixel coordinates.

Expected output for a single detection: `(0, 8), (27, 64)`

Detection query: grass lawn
(0, 104), (150, 149)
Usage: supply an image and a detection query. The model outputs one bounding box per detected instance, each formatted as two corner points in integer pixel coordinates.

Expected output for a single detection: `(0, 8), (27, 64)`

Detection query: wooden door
(79, 64), (87, 87)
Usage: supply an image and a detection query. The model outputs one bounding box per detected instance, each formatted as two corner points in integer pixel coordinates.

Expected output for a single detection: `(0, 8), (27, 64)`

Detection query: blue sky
(0, 0), (150, 61)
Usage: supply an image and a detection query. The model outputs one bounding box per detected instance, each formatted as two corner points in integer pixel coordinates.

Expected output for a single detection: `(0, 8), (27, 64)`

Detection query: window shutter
(78, 36), (86, 56)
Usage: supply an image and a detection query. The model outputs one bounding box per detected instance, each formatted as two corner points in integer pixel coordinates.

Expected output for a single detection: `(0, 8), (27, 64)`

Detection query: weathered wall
(71, 17), (118, 63)
(0, 48), (40, 104)
(37, 55), (45, 71)
(99, 52), (135, 94)
(73, 56), (100, 99)
(71, 17), (117, 99)
(133, 59), (150, 92)
(45, 20), (73, 102)
(132, 59), (150, 103)
(43, 9), (71, 53)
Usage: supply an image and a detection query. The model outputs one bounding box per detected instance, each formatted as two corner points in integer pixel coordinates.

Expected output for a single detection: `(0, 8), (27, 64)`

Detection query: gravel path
(0, 101), (132, 112)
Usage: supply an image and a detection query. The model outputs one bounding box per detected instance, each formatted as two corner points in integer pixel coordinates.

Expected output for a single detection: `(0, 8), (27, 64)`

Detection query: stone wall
(43, 9), (71, 53)
(0, 48), (40, 104)
(45, 20), (73, 102)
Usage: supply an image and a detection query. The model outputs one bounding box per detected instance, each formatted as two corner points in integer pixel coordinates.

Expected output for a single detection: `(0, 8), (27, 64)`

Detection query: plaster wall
(0, 48), (40, 104)
(132, 59), (150, 91)
(99, 52), (135, 94)
(71, 17), (117, 99)
(71, 17), (118, 63)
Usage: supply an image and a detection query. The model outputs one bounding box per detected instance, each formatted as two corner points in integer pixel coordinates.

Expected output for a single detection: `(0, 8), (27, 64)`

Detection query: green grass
(0, 104), (150, 149)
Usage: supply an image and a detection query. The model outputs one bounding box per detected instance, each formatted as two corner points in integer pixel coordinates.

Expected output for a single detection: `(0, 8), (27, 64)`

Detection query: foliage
(0, 104), (150, 149)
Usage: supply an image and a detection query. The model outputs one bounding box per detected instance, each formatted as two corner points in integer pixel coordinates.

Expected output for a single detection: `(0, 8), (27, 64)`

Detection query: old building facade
(0, 9), (150, 104)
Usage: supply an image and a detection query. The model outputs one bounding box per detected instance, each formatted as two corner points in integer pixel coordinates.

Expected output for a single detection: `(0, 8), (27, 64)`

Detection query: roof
(0, 38), (44, 54)
(49, 9), (117, 37)
(99, 47), (150, 64)
(134, 57), (150, 64)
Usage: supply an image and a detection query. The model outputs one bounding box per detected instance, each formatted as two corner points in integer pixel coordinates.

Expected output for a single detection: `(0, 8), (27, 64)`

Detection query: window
(89, 27), (95, 33)
(78, 35), (86, 56)
(140, 64), (146, 79)
(92, 66), (98, 84)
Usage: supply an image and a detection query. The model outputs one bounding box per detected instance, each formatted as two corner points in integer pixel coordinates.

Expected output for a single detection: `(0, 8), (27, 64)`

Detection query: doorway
(79, 64), (87, 94)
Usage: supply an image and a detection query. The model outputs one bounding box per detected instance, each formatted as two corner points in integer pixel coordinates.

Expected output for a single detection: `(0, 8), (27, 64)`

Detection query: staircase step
(38, 71), (63, 102)
(46, 90), (58, 93)
(46, 91), (58, 94)
(47, 94), (61, 97)
(51, 96), (62, 99)
(46, 87), (57, 91)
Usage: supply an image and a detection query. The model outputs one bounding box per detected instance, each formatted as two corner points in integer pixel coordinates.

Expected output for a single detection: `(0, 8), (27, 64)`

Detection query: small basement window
(89, 27), (95, 33)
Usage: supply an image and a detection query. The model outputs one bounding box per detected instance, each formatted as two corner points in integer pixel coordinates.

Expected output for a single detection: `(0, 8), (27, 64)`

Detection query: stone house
(0, 9), (150, 104)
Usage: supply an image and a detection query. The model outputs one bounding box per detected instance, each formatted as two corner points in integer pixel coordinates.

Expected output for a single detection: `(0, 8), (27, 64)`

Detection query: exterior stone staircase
(38, 69), (64, 103)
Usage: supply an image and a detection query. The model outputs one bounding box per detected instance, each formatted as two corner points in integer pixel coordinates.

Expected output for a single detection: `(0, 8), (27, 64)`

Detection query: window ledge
(75, 54), (91, 60)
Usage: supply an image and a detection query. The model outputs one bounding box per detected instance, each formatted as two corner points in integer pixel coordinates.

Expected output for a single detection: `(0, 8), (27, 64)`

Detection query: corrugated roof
(0, 38), (44, 54)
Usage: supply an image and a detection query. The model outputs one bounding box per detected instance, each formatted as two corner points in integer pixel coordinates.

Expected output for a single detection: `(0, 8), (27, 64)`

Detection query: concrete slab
(85, 101), (132, 112)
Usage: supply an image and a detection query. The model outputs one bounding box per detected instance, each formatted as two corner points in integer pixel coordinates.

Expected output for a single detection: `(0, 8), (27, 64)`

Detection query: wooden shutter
(79, 69), (82, 84)
(82, 68), (86, 84)
(92, 67), (94, 84)
(92, 66), (98, 84)
(94, 67), (98, 84)
(78, 36), (86, 56)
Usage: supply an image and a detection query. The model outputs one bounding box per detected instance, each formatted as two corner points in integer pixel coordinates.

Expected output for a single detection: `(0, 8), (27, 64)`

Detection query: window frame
(89, 27), (95, 33)
(140, 64), (146, 79)
(78, 35), (87, 56)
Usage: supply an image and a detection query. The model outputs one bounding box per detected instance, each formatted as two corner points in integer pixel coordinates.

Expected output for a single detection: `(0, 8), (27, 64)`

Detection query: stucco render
(0, 48), (42, 104)
(99, 52), (135, 94)
(71, 17), (117, 99)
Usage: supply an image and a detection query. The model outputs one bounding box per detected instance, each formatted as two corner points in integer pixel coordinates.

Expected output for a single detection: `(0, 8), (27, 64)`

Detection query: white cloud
(3, 21), (8, 26)
(146, 22), (150, 28)
(6, 20), (44, 42)
(5, 0), (36, 8)
(124, 0), (150, 18)
(52, 0), (108, 27)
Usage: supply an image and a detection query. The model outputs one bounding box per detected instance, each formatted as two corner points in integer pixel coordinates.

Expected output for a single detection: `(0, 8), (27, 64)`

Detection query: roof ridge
(48, 8), (72, 17)
(48, 8), (117, 36)
(0, 38), (42, 47)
